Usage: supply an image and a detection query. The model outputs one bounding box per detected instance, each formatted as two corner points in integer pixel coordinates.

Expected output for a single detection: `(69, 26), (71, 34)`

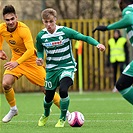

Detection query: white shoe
(66, 110), (71, 120)
(2, 109), (18, 123)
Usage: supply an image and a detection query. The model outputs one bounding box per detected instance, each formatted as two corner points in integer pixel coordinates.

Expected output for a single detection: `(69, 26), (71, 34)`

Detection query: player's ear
(54, 17), (57, 22)
(42, 19), (45, 24)
(15, 14), (18, 19)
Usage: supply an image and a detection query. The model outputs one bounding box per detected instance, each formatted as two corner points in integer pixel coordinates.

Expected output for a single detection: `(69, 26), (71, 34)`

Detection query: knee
(115, 80), (128, 91)
(115, 81), (123, 91)
(45, 90), (55, 103)
(59, 86), (68, 98)
(2, 80), (12, 91)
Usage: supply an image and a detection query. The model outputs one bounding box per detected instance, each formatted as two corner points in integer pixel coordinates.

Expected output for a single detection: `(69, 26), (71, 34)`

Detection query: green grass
(0, 92), (133, 133)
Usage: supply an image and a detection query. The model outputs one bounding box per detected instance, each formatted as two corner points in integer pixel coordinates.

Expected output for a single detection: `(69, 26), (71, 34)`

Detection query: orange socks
(53, 92), (60, 108)
(4, 88), (16, 107)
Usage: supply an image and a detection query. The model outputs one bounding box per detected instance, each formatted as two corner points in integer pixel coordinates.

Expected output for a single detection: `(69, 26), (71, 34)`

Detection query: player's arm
(63, 27), (105, 51)
(35, 33), (44, 59)
(0, 34), (3, 50)
(16, 28), (35, 64)
(63, 27), (99, 46)
(93, 11), (133, 32)
(107, 13), (133, 30)
(0, 34), (8, 60)
(35, 33), (44, 66)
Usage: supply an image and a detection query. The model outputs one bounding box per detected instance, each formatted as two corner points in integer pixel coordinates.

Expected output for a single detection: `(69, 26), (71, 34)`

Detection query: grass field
(0, 92), (133, 133)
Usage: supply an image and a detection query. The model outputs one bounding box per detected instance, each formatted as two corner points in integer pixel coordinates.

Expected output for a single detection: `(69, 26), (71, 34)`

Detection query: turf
(0, 92), (133, 133)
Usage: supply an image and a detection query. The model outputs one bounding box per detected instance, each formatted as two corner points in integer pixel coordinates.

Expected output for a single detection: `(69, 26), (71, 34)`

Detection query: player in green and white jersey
(36, 8), (105, 127)
(93, 0), (133, 105)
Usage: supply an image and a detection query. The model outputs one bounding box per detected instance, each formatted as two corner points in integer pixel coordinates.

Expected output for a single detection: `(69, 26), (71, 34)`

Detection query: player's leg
(24, 61), (61, 109)
(40, 86), (60, 108)
(116, 74), (133, 105)
(40, 86), (70, 118)
(55, 77), (73, 127)
(38, 89), (56, 126)
(2, 74), (18, 123)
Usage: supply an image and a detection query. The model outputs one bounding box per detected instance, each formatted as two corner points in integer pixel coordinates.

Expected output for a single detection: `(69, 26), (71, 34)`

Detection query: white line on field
(71, 98), (123, 101)
(24, 112), (132, 116)
(0, 119), (132, 123)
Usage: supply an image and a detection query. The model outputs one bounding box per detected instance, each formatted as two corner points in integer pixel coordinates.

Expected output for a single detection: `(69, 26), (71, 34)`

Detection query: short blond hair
(41, 8), (57, 19)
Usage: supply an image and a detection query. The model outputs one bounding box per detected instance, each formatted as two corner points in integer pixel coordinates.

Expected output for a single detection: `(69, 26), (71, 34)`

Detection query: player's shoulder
(122, 4), (133, 15)
(0, 22), (6, 32)
(37, 28), (46, 37)
(17, 21), (30, 31)
(18, 21), (28, 27)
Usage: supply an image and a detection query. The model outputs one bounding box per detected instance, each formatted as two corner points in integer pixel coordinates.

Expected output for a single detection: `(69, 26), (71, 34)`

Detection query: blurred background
(0, 0), (133, 93)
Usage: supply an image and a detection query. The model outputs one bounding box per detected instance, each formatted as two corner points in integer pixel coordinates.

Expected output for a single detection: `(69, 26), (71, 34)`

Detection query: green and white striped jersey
(107, 4), (133, 46)
(36, 26), (99, 72)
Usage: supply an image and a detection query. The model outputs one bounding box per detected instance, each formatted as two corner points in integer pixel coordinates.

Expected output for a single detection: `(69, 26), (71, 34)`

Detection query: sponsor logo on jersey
(9, 40), (16, 45)
(44, 40), (62, 47)
(44, 43), (52, 47)
(52, 40), (62, 45)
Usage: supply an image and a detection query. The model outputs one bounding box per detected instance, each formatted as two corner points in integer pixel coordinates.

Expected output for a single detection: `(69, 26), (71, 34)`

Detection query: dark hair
(114, 29), (121, 38)
(3, 5), (16, 16)
(124, 0), (133, 4)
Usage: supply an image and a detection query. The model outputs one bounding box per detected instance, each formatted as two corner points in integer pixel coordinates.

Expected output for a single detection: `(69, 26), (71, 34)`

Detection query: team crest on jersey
(59, 36), (63, 40)
(9, 40), (16, 45)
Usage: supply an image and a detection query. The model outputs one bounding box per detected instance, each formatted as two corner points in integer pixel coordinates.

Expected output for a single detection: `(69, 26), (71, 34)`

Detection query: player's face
(3, 13), (17, 32)
(42, 15), (56, 34)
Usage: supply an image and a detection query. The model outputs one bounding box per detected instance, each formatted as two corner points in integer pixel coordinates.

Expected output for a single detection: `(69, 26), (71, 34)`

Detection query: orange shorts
(4, 56), (46, 87)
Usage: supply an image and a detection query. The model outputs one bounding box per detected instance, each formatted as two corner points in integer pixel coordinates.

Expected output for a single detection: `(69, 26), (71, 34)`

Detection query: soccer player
(36, 8), (105, 127)
(93, 0), (133, 105)
(0, 5), (61, 123)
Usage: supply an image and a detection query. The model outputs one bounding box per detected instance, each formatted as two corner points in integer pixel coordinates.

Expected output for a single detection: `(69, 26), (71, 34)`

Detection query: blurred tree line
(0, 0), (121, 20)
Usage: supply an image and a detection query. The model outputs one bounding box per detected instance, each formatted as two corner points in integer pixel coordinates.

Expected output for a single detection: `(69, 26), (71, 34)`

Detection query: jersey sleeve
(63, 27), (99, 46)
(35, 33), (44, 59)
(0, 34), (4, 50)
(107, 9), (133, 30)
(16, 27), (35, 64)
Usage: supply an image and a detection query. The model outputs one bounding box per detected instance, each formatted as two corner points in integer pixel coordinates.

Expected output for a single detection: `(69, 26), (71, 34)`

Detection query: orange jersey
(0, 21), (35, 64)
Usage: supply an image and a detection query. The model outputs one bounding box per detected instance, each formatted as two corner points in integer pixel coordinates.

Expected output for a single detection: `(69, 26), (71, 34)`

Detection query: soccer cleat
(55, 119), (65, 127)
(38, 114), (48, 126)
(2, 109), (18, 123)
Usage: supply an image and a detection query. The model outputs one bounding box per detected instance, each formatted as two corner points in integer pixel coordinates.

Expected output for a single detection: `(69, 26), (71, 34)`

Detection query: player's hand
(4, 61), (19, 70)
(92, 26), (107, 33)
(0, 50), (8, 60)
(97, 44), (106, 52)
(36, 58), (43, 66)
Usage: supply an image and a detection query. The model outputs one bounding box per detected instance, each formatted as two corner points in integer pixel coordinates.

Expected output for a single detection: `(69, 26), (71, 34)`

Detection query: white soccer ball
(67, 111), (85, 127)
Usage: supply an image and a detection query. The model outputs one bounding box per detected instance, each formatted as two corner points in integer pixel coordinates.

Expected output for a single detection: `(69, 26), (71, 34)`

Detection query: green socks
(119, 86), (133, 105)
(60, 96), (70, 120)
(44, 100), (53, 117)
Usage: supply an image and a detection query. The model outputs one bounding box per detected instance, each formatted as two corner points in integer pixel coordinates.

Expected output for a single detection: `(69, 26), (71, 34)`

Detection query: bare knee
(2, 75), (15, 91)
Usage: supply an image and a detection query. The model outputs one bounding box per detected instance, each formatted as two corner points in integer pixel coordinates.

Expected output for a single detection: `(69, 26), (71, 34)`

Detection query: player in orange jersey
(0, 5), (61, 123)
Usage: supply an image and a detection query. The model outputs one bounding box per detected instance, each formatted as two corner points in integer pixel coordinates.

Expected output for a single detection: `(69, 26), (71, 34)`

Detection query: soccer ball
(67, 111), (85, 127)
